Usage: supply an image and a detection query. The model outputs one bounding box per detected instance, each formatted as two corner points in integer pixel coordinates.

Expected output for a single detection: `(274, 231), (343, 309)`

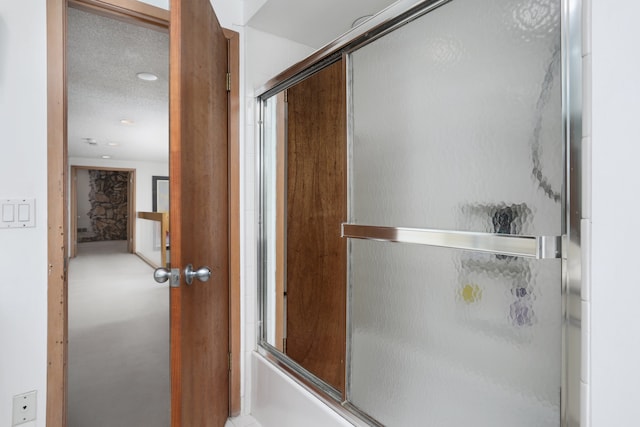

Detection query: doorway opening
(65, 4), (170, 425)
(70, 166), (137, 258)
(48, 1), (242, 425)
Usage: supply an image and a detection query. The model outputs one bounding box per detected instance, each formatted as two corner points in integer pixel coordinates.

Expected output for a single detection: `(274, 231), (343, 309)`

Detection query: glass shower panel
(350, 0), (563, 236)
(348, 0), (563, 425)
(349, 241), (562, 426)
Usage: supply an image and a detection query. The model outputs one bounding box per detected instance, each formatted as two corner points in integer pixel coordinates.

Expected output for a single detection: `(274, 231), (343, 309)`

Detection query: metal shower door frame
(256, 0), (584, 425)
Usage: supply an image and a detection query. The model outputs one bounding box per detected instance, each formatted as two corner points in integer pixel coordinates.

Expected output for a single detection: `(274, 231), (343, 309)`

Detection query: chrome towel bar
(341, 224), (562, 259)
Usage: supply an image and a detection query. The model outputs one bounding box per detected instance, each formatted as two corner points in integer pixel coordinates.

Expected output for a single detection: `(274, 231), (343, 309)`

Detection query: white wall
(244, 27), (314, 92)
(76, 169), (92, 234)
(69, 157), (168, 266)
(210, 0), (242, 30)
(138, 0), (169, 10)
(590, 2), (640, 426)
(0, 1), (48, 426)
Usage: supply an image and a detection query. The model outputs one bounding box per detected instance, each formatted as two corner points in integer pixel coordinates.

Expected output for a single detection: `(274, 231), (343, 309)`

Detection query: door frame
(70, 166), (136, 258)
(46, 1), (241, 425)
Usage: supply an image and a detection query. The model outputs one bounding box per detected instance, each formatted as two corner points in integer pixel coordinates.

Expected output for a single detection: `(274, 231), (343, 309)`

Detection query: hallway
(67, 241), (170, 427)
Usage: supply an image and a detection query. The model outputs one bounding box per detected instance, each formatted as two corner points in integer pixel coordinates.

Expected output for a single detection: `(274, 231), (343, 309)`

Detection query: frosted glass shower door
(347, 0), (563, 426)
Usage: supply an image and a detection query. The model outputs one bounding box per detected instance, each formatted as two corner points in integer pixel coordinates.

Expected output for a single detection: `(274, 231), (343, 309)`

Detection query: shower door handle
(341, 223), (563, 259)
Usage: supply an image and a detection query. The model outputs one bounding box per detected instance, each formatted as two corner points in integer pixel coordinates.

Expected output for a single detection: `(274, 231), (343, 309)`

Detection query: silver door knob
(153, 267), (180, 287)
(185, 264), (211, 285)
(154, 268), (171, 283)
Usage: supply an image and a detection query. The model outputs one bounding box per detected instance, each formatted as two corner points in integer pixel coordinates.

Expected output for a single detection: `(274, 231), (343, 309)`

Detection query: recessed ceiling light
(101, 155), (112, 159)
(82, 137), (97, 145)
(120, 119), (134, 125)
(136, 72), (158, 81)
(107, 142), (120, 147)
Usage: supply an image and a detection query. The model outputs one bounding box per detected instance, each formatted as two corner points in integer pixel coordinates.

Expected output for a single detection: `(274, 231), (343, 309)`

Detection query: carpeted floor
(68, 240), (170, 427)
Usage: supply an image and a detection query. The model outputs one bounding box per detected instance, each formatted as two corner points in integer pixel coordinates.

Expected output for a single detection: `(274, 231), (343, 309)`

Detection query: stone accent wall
(80, 170), (129, 242)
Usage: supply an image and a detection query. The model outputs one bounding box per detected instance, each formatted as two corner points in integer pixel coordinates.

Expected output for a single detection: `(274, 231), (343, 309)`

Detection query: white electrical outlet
(12, 391), (36, 426)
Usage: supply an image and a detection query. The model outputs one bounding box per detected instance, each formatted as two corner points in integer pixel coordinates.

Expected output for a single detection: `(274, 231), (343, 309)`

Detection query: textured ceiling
(67, 7), (169, 163)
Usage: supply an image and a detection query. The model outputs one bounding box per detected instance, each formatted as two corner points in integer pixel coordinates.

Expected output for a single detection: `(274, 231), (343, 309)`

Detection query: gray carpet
(68, 241), (170, 427)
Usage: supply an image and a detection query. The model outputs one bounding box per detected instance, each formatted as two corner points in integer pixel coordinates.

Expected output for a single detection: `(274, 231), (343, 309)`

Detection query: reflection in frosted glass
(348, 0), (562, 425)
(349, 242), (562, 426)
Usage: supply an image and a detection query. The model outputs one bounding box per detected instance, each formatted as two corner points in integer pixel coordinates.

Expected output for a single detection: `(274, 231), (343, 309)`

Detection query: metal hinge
(284, 89), (288, 102)
(226, 72), (231, 91)
(283, 338), (287, 353)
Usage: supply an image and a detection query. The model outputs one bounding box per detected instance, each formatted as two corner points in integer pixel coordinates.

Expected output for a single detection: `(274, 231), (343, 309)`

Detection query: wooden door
(285, 59), (347, 393)
(169, 0), (229, 425)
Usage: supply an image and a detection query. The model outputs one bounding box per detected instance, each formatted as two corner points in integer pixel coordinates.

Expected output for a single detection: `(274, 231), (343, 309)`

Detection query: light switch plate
(12, 391), (36, 425)
(0, 199), (35, 228)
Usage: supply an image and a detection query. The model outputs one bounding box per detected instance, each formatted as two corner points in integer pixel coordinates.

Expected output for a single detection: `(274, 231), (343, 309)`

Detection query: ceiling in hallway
(67, 7), (169, 163)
